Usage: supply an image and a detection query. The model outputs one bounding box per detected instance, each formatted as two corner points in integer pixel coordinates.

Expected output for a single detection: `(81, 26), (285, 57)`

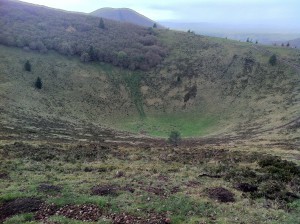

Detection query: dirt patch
(36, 204), (102, 222)
(0, 172), (9, 179)
(35, 203), (58, 221)
(91, 184), (135, 196)
(0, 198), (43, 222)
(91, 185), (120, 196)
(110, 212), (170, 224)
(185, 180), (201, 188)
(144, 186), (167, 197)
(37, 184), (62, 193)
(207, 187), (235, 203)
(56, 204), (102, 221)
(235, 183), (258, 192)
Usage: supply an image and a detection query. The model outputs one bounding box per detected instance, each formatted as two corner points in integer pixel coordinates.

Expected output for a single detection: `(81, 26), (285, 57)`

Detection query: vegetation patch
(37, 183), (62, 193)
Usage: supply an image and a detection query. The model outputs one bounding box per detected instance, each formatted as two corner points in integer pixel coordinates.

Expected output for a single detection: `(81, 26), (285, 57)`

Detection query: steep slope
(0, 0), (299, 139)
(90, 8), (162, 28)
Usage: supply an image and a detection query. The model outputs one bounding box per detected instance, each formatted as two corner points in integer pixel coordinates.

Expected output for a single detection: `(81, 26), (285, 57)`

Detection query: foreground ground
(0, 125), (299, 224)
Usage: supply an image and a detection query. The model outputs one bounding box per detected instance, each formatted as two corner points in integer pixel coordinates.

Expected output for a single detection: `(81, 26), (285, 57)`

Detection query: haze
(21, 0), (300, 31)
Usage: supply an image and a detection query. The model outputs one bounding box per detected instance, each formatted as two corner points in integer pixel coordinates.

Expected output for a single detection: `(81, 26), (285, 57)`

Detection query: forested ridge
(0, 0), (167, 70)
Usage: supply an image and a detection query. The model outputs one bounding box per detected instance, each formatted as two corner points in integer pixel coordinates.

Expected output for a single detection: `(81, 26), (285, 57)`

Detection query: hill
(90, 7), (162, 28)
(160, 21), (300, 45)
(0, 0), (300, 139)
(0, 0), (166, 71)
(287, 38), (300, 48)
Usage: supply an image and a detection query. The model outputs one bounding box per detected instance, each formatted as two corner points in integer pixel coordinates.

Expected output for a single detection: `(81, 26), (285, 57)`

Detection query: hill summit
(90, 7), (162, 28)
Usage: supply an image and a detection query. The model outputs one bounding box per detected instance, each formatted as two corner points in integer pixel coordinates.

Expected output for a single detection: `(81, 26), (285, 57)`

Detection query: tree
(35, 77), (42, 89)
(153, 23), (157, 28)
(24, 60), (31, 72)
(88, 46), (96, 61)
(168, 131), (181, 146)
(287, 42), (290, 47)
(246, 37), (250, 43)
(80, 52), (90, 62)
(99, 18), (105, 29)
(269, 54), (277, 66)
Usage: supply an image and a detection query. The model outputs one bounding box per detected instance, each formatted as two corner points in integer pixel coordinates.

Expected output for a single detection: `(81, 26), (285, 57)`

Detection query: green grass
(3, 213), (36, 224)
(116, 113), (219, 137)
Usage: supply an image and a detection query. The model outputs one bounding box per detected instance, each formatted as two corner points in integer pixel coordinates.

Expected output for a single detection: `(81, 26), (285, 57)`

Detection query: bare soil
(0, 198), (43, 222)
(207, 187), (235, 203)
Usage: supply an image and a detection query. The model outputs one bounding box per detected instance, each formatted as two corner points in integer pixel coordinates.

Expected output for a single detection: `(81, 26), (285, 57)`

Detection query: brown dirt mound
(91, 185), (120, 196)
(110, 212), (170, 224)
(0, 198), (43, 222)
(56, 204), (102, 221)
(36, 204), (102, 222)
(235, 183), (258, 192)
(207, 187), (235, 203)
(35, 203), (58, 221)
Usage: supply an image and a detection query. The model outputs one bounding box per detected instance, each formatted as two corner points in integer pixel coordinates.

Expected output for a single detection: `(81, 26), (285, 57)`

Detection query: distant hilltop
(90, 8), (163, 28)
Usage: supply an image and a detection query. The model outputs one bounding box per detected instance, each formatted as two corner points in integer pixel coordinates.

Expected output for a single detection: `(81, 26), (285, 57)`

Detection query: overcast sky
(22, 0), (300, 28)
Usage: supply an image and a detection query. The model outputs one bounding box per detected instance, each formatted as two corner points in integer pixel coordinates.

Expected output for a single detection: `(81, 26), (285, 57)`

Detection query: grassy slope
(1, 29), (300, 138)
(113, 32), (300, 138)
(0, 44), (221, 138)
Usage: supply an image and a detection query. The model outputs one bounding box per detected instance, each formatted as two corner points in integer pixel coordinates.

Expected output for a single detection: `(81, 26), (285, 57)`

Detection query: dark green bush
(269, 54), (277, 66)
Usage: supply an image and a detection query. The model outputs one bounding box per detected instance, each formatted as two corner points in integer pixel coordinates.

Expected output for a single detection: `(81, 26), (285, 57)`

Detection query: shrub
(168, 131), (181, 146)
(80, 52), (90, 62)
(269, 54), (277, 66)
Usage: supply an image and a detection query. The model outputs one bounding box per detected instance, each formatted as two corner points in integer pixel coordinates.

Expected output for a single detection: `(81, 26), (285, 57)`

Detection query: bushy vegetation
(0, 0), (167, 71)
(269, 54), (277, 66)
